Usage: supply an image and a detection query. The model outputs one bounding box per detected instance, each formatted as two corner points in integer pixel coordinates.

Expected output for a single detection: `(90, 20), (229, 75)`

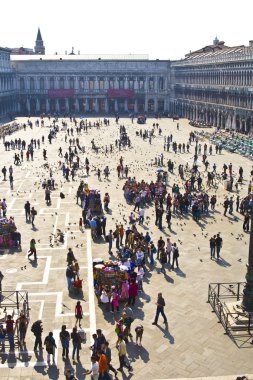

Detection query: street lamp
(242, 208), (253, 312)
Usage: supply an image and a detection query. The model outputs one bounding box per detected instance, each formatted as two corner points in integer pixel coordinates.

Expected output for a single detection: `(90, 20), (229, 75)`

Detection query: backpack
(174, 248), (179, 258)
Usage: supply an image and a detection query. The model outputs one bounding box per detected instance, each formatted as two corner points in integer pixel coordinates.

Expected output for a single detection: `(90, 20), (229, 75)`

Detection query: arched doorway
(148, 99), (154, 113)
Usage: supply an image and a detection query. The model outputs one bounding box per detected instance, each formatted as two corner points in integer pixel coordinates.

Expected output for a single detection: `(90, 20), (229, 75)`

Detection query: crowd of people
(0, 115), (252, 380)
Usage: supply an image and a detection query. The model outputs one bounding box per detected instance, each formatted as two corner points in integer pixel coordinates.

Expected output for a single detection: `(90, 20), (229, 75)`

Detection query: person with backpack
(44, 331), (57, 365)
(31, 207), (37, 227)
(24, 201), (31, 222)
(16, 313), (28, 346)
(0, 324), (6, 352)
(171, 242), (179, 270)
(2, 166), (7, 181)
(31, 320), (43, 351)
(5, 314), (15, 351)
(60, 325), (70, 359)
(71, 327), (82, 364)
(27, 239), (37, 260)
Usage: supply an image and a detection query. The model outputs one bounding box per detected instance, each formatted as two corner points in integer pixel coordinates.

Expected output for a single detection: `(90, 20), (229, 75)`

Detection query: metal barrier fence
(208, 282), (253, 335)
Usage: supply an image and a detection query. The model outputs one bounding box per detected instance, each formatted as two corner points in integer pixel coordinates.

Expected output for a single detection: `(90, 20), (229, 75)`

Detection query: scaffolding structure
(0, 290), (29, 350)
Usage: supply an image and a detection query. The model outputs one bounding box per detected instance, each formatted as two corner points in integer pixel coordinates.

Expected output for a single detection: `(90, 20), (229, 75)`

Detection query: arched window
(70, 77), (74, 89)
(20, 78), (25, 90)
(50, 77), (54, 89)
(79, 77), (84, 90)
(59, 77), (64, 89)
(30, 77), (34, 90)
(40, 77), (44, 90)
(99, 78), (104, 90)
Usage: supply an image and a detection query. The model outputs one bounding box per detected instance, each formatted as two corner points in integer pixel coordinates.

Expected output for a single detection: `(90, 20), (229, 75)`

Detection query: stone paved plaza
(0, 116), (252, 380)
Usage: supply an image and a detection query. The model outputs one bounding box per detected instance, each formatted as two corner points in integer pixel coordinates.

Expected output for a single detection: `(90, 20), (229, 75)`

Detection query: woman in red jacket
(128, 279), (138, 306)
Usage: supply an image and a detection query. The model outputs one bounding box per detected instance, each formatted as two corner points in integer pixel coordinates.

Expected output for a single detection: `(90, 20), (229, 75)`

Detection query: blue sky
(1, 0), (253, 59)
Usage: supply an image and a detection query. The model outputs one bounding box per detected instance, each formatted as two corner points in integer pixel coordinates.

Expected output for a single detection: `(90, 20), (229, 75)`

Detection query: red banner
(107, 89), (134, 98)
(48, 89), (75, 98)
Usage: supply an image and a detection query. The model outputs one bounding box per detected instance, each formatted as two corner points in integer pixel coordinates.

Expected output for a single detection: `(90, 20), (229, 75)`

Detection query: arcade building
(1, 30), (253, 133)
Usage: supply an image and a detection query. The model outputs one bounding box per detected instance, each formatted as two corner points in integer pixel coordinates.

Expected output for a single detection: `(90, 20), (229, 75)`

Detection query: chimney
(249, 41), (253, 47)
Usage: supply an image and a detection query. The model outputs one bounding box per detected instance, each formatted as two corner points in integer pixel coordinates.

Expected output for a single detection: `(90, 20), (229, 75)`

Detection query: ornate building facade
(0, 47), (16, 119)
(12, 54), (170, 115)
(170, 39), (253, 133)
(1, 31), (253, 133)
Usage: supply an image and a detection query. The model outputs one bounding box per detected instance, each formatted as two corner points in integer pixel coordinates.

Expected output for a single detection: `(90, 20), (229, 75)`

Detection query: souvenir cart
(93, 259), (129, 300)
(0, 217), (17, 248)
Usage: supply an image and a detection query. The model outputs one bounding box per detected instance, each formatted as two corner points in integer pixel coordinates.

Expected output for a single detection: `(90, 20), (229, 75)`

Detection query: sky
(1, 0), (253, 60)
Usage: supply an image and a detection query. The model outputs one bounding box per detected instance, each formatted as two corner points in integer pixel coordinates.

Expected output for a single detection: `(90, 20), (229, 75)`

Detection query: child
(79, 218), (83, 230)
(135, 324), (144, 346)
(75, 301), (83, 328)
(111, 286), (120, 312)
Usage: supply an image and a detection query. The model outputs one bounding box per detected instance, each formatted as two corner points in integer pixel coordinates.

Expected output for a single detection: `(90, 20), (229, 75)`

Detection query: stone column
(105, 78), (109, 90)
(231, 114), (236, 130)
(85, 77), (89, 90)
(85, 98), (89, 112)
(45, 77), (49, 91)
(124, 99), (128, 112)
(154, 77), (159, 92)
(94, 78), (99, 91)
(46, 98), (50, 113)
(105, 98), (109, 113)
(75, 98), (79, 112)
(56, 99), (60, 113)
(65, 98), (69, 113)
(134, 78), (138, 91)
(134, 99), (138, 113)
(74, 76), (78, 91)
(95, 98), (99, 112)
(144, 77), (148, 92)
(124, 77), (128, 89)
(115, 99), (118, 113)
(36, 98), (40, 113)
(144, 97), (148, 113)
(154, 98), (158, 113)
(26, 98), (30, 113)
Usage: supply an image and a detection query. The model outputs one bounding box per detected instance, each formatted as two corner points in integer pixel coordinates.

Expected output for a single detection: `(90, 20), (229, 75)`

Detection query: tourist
(116, 336), (133, 372)
(65, 368), (77, 380)
(5, 315), (15, 351)
(31, 206), (37, 227)
(171, 243), (179, 269)
(16, 313), (28, 346)
(152, 292), (167, 325)
(0, 324), (6, 352)
(31, 320), (43, 351)
(60, 325), (70, 359)
(104, 341), (118, 378)
(210, 235), (216, 259)
(128, 279), (138, 306)
(71, 327), (81, 364)
(24, 201), (31, 221)
(44, 331), (57, 365)
(27, 238), (37, 260)
(215, 234), (223, 260)
(97, 349), (111, 379)
(83, 356), (99, 380)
